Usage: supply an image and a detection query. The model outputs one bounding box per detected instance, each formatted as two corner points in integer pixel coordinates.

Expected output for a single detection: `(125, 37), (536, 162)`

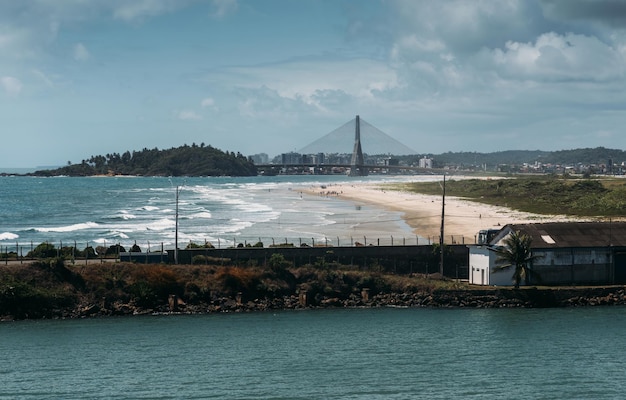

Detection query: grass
(391, 175), (626, 217)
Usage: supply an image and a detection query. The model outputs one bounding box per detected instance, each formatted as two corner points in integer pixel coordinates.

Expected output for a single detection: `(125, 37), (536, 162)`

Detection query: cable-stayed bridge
(256, 116), (419, 176)
(299, 116), (416, 156)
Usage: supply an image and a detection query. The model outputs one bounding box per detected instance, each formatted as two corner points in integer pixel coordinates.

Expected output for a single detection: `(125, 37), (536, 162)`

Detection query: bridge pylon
(349, 115), (368, 176)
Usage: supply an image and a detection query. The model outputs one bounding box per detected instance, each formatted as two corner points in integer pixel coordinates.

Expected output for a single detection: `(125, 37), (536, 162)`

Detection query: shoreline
(4, 285), (626, 322)
(302, 180), (585, 242)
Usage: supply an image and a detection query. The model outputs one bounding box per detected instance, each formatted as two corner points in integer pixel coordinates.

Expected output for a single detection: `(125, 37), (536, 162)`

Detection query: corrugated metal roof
(503, 222), (626, 248)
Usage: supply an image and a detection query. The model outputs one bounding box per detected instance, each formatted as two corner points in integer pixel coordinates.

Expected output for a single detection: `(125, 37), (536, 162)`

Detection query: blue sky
(2, 0), (626, 167)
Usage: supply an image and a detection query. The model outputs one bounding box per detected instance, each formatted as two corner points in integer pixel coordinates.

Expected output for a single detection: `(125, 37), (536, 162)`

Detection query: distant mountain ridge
(418, 147), (626, 167)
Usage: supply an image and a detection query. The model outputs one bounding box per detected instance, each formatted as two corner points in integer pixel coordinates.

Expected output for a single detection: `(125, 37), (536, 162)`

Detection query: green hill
(32, 144), (257, 177)
(402, 147), (626, 168)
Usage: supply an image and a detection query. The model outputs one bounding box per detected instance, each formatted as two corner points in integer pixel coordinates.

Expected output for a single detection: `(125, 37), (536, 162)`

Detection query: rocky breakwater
(73, 287), (626, 318)
(3, 260), (626, 321)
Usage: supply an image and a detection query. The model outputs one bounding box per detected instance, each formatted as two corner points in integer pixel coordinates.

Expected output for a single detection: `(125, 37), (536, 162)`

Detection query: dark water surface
(1, 307), (625, 399)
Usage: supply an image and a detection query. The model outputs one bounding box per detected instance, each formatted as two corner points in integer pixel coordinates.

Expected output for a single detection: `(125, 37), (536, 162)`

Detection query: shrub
(186, 242), (214, 249)
(212, 267), (262, 297)
(128, 266), (182, 308)
(27, 242), (57, 258)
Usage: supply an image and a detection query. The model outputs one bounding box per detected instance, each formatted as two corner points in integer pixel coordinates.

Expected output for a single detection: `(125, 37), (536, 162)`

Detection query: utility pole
(439, 174), (446, 276)
(175, 185), (180, 264)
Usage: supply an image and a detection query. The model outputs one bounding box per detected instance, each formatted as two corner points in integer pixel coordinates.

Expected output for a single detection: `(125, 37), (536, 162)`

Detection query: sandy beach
(303, 180), (585, 244)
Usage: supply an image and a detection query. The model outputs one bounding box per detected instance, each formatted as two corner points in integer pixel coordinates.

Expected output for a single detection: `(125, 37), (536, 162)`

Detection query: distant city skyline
(2, 1), (626, 167)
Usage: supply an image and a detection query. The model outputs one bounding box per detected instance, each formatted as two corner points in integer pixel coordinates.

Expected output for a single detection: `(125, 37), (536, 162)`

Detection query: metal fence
(0, 234), (475, 265)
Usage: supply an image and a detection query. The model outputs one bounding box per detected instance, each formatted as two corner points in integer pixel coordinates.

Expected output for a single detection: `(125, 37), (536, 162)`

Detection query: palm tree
(493, 230), (542, 288)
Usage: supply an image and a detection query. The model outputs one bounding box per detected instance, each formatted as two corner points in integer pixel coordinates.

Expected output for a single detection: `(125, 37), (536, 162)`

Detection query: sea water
(0, 175), (438, 253)
(1, 307), (626, 399)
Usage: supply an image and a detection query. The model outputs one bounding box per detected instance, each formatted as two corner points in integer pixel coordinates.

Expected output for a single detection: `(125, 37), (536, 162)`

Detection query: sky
(2, 0), (626, 167)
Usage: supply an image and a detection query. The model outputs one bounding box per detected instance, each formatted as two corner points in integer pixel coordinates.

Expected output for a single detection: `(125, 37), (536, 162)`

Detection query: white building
(469, 222), (626, 286)
(418, 157), (432, 169)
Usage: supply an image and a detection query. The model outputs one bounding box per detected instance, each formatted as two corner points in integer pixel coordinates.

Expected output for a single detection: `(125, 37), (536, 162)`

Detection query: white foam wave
(140, 206), (160, 212)
(189, 211), (212, 219)
(107, 211), (136, 220)
(35, 222), (99, 233)
(211, 219), (254, 234)
(235, 202), (273, 213)
(0, 232), (19, 241)
(108, 230), (130, 239)
(145, 218), (175, 231)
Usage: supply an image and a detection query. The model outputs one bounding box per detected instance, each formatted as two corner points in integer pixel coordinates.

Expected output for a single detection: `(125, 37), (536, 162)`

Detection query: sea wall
(174, 244), (470, 278)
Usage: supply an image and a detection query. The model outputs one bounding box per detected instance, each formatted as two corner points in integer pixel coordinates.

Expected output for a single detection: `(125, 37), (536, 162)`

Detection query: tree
(493, 230), (542, 288)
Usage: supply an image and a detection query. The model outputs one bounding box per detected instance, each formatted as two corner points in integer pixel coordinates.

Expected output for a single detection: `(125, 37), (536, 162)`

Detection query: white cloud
(389, 0), (531, 54)
(31, 69), (55, 88)
(73, 43), (90, 61)
(112, 0), (188, 22)
(489, 32), (625, 81)
(212, 58), (400, 111)
(177, 110), (202, 120)
(209, 0), (238, 19)
(1, 76), (22, 95)
(201, 97), (215, 107)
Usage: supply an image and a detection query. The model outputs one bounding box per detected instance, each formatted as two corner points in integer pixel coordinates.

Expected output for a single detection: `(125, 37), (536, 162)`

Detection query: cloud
(177, 110), (202, 120)
(389, 0), (535, 55)
(201, 97), (215, 107)
(540, 0), (626, 28)
(1, 76), (22, 95)
(209, 0), (238, 18)
(488, 32), (625, 81)
(31, 69), (55, 88)
(208, 58), (400, 113)
(73, 43), (90, 61)
(112, 0), (189, 22)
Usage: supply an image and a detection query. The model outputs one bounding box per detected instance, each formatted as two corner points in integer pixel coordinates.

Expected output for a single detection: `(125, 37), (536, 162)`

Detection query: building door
(614, 252), (626, 284)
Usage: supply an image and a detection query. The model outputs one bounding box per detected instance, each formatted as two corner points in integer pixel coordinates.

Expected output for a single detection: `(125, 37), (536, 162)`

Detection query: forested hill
(32, 144), (257, 177)
(411, 147), (626, 167)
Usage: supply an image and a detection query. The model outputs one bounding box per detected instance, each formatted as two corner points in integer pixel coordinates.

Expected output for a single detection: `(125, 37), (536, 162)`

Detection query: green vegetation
(0, 259), (463, 319)
(399, 146), (626, 169)
(32, 143), (257, 177)
(395, 176), (626, 217)
(493, 230), (542, 288)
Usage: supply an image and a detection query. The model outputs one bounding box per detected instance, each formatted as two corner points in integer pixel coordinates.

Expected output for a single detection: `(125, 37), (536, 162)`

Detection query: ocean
(0, 175), (436, 254)
(2, 307), (626, 399)
(3, 176), (626, 398)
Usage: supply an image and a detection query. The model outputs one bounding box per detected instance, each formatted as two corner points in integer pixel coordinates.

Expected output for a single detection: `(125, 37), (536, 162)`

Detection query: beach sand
(303, 180), (584, 244)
